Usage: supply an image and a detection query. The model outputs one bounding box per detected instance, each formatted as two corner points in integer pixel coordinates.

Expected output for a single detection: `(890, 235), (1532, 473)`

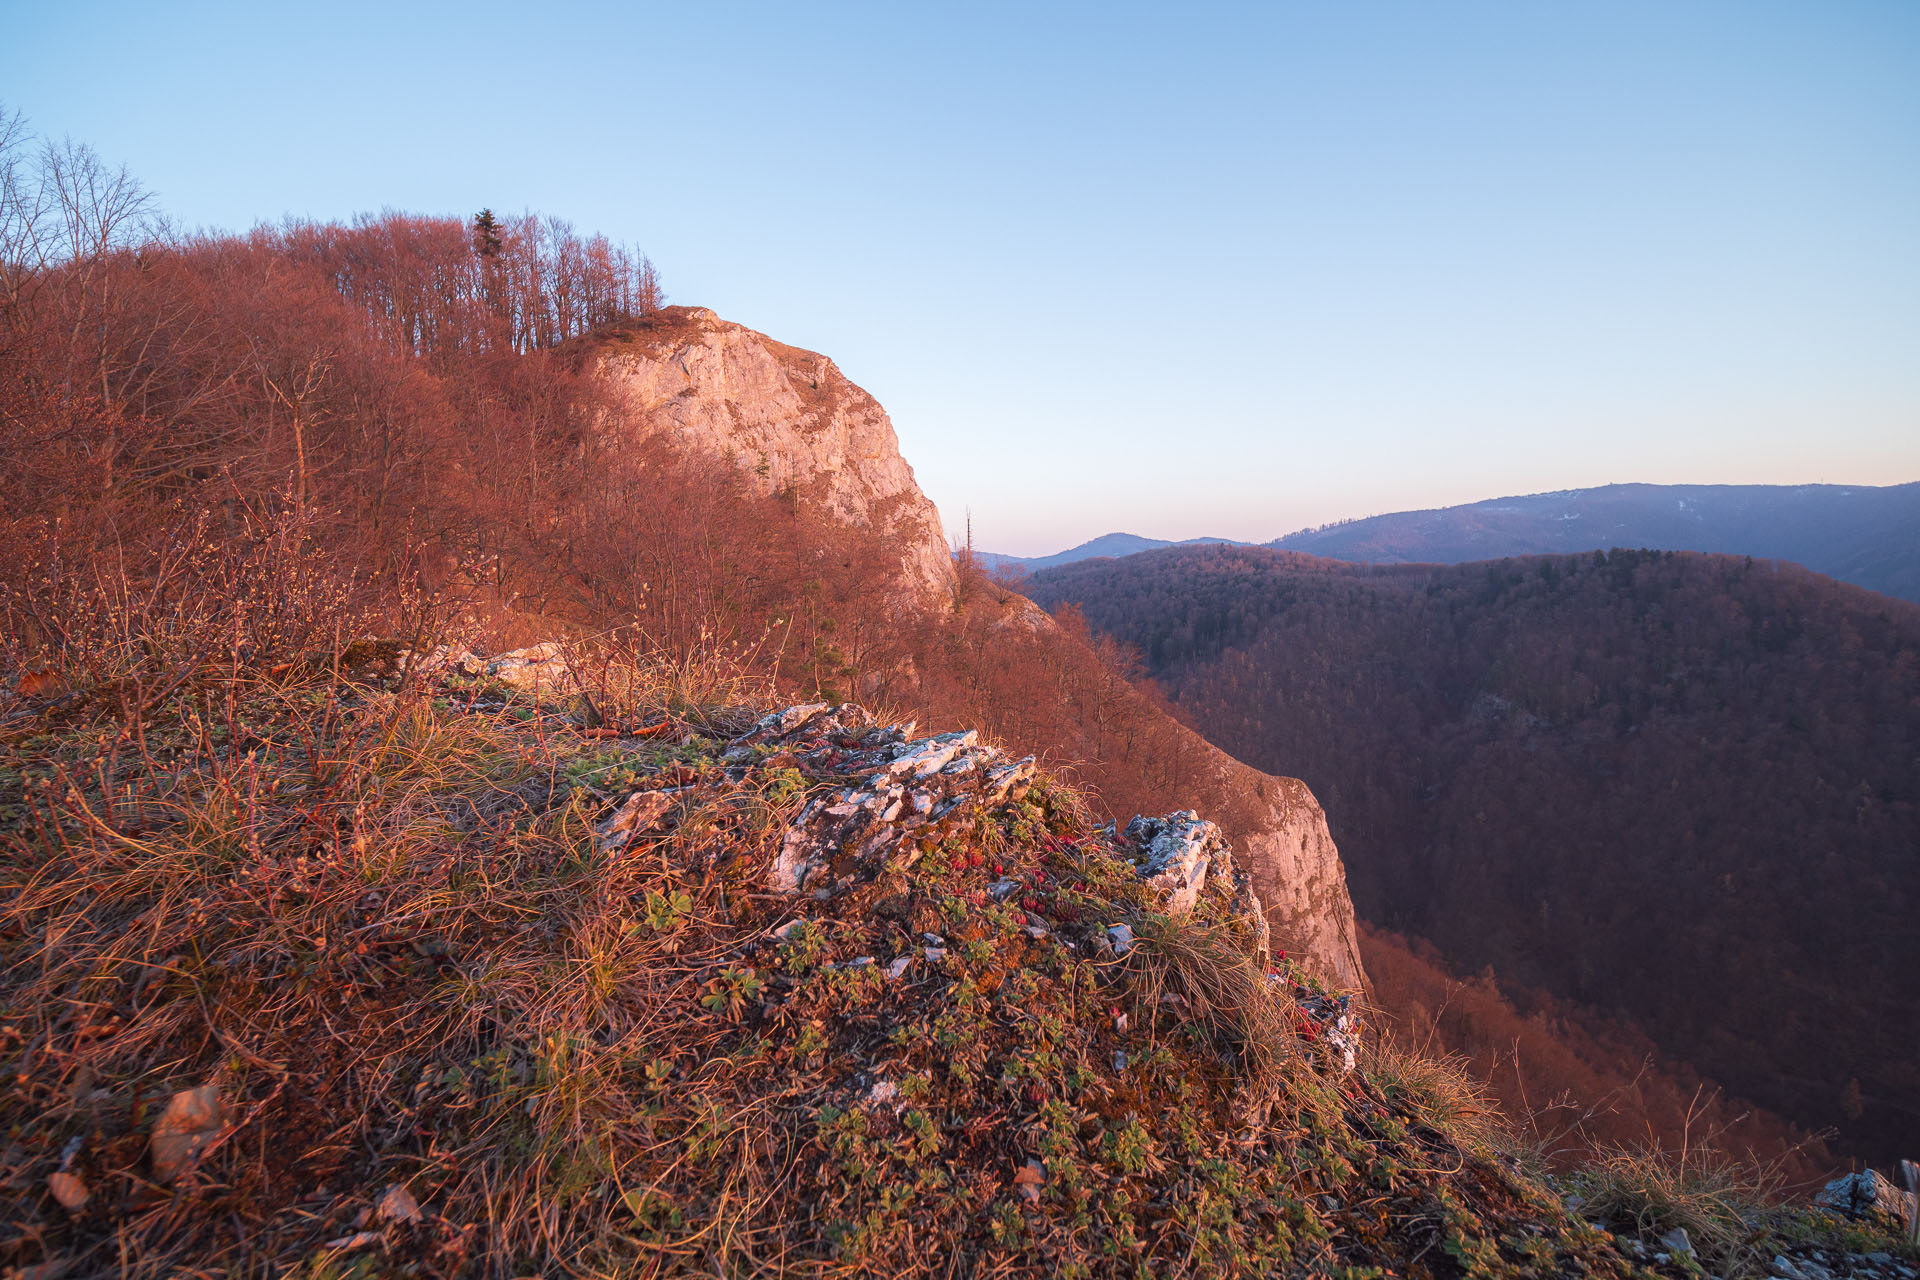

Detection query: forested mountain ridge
(1025, 543), (1920, 1163)
(1267, 482), (1920, 603)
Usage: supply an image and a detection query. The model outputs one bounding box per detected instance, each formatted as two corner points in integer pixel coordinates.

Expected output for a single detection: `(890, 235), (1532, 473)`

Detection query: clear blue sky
(8, 1), (1917, 555)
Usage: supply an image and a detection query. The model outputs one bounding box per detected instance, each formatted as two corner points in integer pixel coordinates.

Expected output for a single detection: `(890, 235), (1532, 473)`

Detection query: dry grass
(1121, 910), (1297, 1093)
(1363, 1034), (1512, 1155)
(1569, 1143), (1773, 1274)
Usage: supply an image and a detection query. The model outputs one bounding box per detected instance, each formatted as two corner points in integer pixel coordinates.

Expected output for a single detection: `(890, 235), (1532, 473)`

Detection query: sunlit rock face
(1215, 768), (1369, 992)
(596, 306), (955, 599)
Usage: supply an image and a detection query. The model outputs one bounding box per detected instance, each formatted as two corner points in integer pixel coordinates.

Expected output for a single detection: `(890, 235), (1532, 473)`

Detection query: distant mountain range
(982, 482), (1920, 603)
(976, 532), (1245, 575)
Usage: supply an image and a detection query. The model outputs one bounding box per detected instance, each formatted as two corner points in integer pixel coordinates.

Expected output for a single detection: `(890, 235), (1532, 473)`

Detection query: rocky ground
(3, 641), (1915, 1278)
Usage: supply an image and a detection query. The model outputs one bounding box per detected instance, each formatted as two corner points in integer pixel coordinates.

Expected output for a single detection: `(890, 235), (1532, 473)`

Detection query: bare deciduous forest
(1024, 543), (1920, 1164)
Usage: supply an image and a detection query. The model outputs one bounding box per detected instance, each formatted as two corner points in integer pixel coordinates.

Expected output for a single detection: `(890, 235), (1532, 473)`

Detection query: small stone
(923, 947), (948, 963)
(987, 878), (1021, 902)
(47, 1170), (89, 1211)
(1105, 923), (1136, 955)
(1660, 1227), (1693, 1256)
(1112, 1050), (1127, 1071)
(884, 955), (912, 980)
(150, 1085), (226, 1183)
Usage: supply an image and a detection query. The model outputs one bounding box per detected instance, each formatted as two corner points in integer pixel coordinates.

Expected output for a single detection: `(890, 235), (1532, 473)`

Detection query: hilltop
(6, 636), (1912, 1277)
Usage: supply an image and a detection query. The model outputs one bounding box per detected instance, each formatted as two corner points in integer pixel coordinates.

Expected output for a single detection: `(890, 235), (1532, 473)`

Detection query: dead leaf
(324, 1230), (384, 1251)
(14, 1259), (71, 1280)
(47, 1170), (89, 1211)
(149, 1084), (226, 1183)
(375, 1183), (422, 1224)
(16, 668), (62, 697)
(594, 788), (680, 851)
(1012, 1160), (1045, 1204)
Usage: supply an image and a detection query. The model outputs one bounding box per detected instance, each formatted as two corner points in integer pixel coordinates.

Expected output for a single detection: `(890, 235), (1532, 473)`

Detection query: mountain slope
(1025, 544), (1920, 1163)
(1270, 482), (1920, 602)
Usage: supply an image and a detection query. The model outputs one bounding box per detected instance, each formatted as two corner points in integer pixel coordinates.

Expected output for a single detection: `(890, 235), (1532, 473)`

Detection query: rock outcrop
(583, 306), (1366, 991)
(596, 306), (955, 598)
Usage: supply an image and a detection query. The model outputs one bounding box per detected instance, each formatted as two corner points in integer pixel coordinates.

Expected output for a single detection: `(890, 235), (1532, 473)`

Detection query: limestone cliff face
(592, 305), (1367, 990)
(596, 306), (955, 598)
(1202, 758), (1369, 991)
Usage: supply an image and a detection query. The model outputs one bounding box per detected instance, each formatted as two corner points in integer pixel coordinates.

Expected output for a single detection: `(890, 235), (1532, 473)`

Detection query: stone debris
(1815, 1169), (1917, 1234)
(588, 701), (1364, 1075)
(484, 642), (574, 693)
(375, 1183), (423, 1225)
(732, 703), (1033, 894)
(1283, 986), (1360, 1074)
(1119, 811), (1273, 960)
(1658, 1227), (1693, 1257)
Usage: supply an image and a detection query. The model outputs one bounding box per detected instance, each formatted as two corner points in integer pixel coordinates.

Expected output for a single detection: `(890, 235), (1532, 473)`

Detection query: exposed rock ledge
(589, 696), (1359, 996)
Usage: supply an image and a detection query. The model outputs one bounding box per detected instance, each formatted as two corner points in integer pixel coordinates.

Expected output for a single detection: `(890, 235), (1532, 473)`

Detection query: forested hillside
(1026, 544), (1920, 1162)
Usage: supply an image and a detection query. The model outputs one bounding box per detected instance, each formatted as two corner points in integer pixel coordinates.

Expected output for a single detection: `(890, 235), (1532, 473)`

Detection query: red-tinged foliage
(1, 115), (1855, 1188)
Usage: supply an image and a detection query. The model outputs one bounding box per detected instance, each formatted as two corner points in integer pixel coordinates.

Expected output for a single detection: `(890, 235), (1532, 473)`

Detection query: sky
(6, 1), (1917, 555)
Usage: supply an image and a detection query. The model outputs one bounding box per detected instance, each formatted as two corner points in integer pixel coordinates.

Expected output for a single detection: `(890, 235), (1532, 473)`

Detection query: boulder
(1814, 1170), (1916, 1234)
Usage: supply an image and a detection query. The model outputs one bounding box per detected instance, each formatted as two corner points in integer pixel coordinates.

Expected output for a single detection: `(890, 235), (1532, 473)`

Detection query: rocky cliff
(1200, 761), (1368, 990)
(597, 306), (955, 598)
(590, 306), (1367, 990)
